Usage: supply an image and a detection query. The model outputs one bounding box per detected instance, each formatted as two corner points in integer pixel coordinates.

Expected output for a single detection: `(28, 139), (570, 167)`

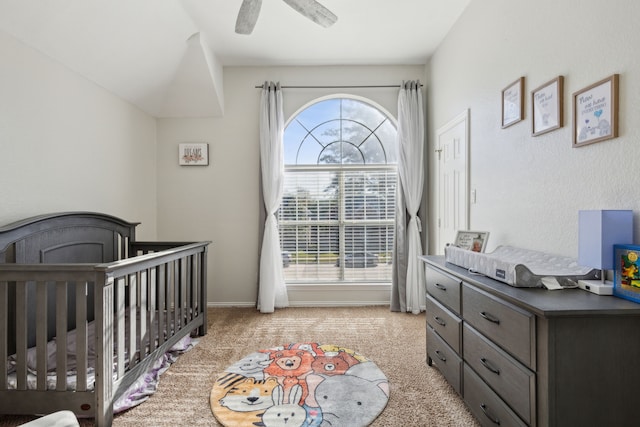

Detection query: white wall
(0, 31), (158, 238)
(156, 65), (425, 306)
(427, 0), (640, 257)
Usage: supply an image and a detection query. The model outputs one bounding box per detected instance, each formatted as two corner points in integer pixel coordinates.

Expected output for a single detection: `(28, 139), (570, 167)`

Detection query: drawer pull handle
(480, 403), (501, 425)
(480, 357), (501, 375)
(480, 311), (501, 324)
(434, 350), (447, 362)
(434, 283), (447, 291)
(433, 316), (446, 326)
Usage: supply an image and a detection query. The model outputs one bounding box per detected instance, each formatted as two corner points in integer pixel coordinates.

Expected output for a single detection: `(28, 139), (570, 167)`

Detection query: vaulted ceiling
(0, 0), (470, 117)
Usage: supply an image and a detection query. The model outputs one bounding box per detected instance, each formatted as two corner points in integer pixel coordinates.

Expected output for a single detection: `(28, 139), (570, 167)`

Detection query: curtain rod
(254, 84), (423, 89)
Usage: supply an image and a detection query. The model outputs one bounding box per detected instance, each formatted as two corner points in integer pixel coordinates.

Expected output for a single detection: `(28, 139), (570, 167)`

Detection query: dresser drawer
(462, 284), (535, 369)
(464, 363), (527, 427)
(426, 295), (461, 353)
(463, 324), (535, 425)
(426, 266), (462, 314)
(427, 324), (462, 394)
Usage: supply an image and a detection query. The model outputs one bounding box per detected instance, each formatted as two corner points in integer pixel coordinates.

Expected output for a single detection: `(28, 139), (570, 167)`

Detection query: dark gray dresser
(421, 255), (640, 427)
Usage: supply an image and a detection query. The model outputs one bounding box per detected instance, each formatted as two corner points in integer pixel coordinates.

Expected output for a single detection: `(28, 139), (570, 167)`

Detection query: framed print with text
(502, 77), (525, 128)
(179, 143), (209, 166)
(532, 76), (564, 136)
(573, 74), (619, 147)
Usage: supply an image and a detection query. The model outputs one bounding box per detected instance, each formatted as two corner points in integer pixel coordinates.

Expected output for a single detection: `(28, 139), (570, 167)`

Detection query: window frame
(280, 95), (398, 285)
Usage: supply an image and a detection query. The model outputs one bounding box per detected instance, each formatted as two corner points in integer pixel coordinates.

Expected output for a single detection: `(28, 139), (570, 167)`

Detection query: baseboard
(206, 301), (427, 311)
(204, 283), (427, 309)
(288, 301), (390, 307)
(207, 302), (256, 308)
(207, 301), (391, 308)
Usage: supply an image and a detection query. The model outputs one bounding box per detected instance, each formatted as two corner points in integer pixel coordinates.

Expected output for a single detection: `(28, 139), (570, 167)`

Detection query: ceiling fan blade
(235, 0), (263, 34)
(282, 0), (338, 28)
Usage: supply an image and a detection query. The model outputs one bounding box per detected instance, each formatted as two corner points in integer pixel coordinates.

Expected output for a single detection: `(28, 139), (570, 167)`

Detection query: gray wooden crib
(0, 212), (210, 426)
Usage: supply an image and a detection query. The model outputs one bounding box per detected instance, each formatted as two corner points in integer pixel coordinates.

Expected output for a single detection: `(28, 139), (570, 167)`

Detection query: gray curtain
(257, 81), (289, 313)
(391, 81), (426, 313)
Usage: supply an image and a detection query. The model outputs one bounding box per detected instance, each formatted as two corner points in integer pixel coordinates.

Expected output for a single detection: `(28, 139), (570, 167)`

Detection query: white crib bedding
(5, 321), (195, 413)
(445, 244), (599, 288)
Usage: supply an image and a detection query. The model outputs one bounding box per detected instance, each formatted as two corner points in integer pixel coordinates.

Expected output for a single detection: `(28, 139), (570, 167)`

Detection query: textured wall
(428, 0), (640, 257)
(0, 31), (158, 238)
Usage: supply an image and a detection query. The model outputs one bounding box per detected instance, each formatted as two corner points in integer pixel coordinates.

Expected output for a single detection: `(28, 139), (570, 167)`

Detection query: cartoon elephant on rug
(314, 370), (388, 427)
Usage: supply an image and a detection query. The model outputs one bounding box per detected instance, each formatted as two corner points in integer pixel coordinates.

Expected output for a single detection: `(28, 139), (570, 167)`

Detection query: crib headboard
(0, 212), (140, 352)
(0, 211), (140, 264)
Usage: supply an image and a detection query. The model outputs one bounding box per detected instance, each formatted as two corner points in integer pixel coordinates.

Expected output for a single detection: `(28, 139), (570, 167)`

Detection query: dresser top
(421, 255), (640, 317)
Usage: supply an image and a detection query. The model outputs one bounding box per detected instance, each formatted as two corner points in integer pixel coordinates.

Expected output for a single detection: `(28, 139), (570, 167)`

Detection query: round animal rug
(210, 343), (389, 427)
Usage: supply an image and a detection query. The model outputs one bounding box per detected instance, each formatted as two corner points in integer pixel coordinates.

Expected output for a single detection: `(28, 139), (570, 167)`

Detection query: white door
(435, 110), (469, 254)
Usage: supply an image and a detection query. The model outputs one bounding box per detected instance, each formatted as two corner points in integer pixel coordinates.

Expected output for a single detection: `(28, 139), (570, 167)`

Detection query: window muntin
(280, 97), (397, 283)
(283, 98), (397, 165)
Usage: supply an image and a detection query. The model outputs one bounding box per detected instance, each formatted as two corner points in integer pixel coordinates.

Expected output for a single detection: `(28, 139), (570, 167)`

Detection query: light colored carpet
(0, 306), (479, 427)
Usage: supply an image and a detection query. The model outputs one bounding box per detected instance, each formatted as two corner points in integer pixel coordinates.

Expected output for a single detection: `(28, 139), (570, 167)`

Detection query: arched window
(279, 96), (397, 283)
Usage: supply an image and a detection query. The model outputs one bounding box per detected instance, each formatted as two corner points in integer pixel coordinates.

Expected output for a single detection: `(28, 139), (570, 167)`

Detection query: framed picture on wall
(532, 76), (564, 136)
(179, 143), (209, 166)
(454, 231), (490, 252)
(502, 77), (525, 128)
(572, 74), (619, 147)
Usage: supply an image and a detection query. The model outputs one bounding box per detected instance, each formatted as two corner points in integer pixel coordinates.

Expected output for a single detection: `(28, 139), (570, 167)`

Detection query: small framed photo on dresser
(454, 231), (490, 253)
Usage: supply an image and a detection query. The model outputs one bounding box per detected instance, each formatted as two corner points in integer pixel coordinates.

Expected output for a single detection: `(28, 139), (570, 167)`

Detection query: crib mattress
(444, 245), (599, 288)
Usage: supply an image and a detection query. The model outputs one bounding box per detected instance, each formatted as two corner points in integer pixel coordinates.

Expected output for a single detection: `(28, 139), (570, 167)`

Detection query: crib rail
(0, 241), (209, 426)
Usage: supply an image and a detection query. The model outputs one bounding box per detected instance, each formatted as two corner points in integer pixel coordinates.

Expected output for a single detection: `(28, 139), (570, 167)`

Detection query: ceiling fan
(235, 0), (338, 35)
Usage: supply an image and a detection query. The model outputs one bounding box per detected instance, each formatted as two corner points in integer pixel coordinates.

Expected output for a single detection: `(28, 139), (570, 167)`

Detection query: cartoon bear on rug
(262, 347), (316, 405)
(210, 343), (389, 427)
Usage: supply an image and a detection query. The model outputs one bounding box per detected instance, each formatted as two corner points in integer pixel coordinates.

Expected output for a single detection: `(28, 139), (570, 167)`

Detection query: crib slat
(116, 277), (126, 379)
(0, 280), (7, 391)
(158, 264), (166, 346)
(55, 282), (68, 391)
(36, 283), (48, 391)
(76, 281), (88, 392)
(180, 257), (187, 329)
(137, 271), (147, 360)
(187, 255), (198, 321)
(173, 259), (179, 334)
(16, 281), (27, 390)
(148, 267), (157, 353)
(193, 254), (199, 320)
(120, 234), (127, 259)
(128, 273), (137, 368)
(165, 262), (171, 338)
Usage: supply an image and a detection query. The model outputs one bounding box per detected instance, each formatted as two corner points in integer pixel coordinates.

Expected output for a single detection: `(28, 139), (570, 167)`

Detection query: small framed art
(179, 143), (209, 166)
(532, 76), (564, 136)
(573, 74), (619, 147)
(502, 77), (525, 128)
(454, 231), (490, 253)
(613, 244), (640, 303)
